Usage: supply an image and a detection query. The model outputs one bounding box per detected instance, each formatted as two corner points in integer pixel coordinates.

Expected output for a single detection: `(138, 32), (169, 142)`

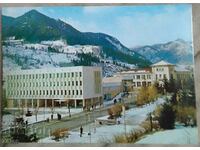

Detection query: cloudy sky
(2, 4), (192, 47)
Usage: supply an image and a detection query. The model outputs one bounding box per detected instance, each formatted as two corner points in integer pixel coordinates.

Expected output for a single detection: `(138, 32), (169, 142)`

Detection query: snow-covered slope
(136, 127), (198, 145)
(3, 40), (133, 77)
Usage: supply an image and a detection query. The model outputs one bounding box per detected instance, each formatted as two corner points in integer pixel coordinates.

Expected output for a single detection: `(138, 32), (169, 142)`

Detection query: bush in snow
(175, 106), (196, 127)
(107, 104), (123, 119)
(50, 128), (69, 141)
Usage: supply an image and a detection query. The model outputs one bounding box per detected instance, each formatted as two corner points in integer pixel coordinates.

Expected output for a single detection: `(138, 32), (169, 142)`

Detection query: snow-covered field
(2, 108), (82, 131)
(136, 127), (198, 145)
(39, 98), (165, 143)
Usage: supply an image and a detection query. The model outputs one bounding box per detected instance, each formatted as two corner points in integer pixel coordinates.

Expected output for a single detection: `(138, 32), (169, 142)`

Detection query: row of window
(8, 80), (82, 88)
(155, 74), (167, 79)
(133, 82), (152, 87)
(132, 74), (152, 80)
(8, 89), (83, 97)
(156, 68), (165, 72)
(7, 72), (82, 80)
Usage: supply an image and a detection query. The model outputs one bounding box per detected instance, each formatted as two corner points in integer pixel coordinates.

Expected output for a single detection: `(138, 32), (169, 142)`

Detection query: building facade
(114, 60), (193, 91)
(5, 66), (103, 109)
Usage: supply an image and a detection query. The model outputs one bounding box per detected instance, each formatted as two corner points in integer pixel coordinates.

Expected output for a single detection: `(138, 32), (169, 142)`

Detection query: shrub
(107, 104), (123, 118)
(50, 128), (69, 140)
(175, 106), (196, 126)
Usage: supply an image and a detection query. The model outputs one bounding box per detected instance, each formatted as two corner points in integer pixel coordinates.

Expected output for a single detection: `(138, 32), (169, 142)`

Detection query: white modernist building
(5, 66), (103, 109)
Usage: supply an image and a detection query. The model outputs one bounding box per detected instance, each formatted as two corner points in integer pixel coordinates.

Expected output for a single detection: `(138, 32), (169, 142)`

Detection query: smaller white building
(114, 60), (193, 91)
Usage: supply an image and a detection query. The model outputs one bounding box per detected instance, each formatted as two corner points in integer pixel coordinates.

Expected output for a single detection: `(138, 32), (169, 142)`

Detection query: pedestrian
(80, 126), (83, 137)
(25, 120), (28, 127)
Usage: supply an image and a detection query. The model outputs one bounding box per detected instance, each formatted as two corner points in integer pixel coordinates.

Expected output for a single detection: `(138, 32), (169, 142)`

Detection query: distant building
(115, 60), (193, 91)
(102, 76), (123, 101)
(5, 66), (103, 109)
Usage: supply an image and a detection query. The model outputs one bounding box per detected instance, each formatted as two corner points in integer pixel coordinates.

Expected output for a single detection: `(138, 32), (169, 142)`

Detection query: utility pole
(123, 105), (126, 136)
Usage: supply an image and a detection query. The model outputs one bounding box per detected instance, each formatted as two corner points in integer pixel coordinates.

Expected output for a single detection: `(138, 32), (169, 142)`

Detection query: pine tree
(158, 103), (176, 129)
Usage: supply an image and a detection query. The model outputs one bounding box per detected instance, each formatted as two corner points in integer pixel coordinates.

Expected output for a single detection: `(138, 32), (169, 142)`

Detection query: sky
(2, 4), (192, 47)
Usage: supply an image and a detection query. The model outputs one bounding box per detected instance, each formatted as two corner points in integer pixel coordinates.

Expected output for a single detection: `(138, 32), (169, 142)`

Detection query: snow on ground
(2, 108), (82, 131)
(135, 127), (198, 145)
(39, 124), (140, 144)
(39, 97), (165, 143)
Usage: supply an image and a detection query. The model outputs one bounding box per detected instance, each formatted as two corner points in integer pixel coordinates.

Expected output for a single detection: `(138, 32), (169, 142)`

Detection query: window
(76, 81), (78, 86)
(80, 81), (82, 86)
(57, 82), (59, 86)
(61, 73), (63, 78)
(50, 74), (52, 78)
(68, 73), (70, 78)
(46, 90), (48, 95)
(57, 90), (59, 95)
(72, 90), (74, 95)
(68, 81), (70, 86)
(65, 90), (67, 95)
(136, 75), (140, 79)
(76, 90), (78, 95)
(76, 72), (78, 77)
(79, 72), (82, 77)
(57, 73), (59, 78)
(72, 72), (74, 77)
(43, 74), (45, 79)
(72, 81), (74, 86)
(61, 90), (63, 95)
(80, 90), (82, 95)
(137, 82), (141, 87)
(64, 81), (67, 86)
(64, 73), (66, 78)
(43, 90), (45, 95)
(142, 75), (145, 79)
(68, 90), (71, 95)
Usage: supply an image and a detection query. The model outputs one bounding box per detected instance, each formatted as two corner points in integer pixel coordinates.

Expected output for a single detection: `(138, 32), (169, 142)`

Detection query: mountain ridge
(2, 9), (150, 68)
(130, 39), (193, 65)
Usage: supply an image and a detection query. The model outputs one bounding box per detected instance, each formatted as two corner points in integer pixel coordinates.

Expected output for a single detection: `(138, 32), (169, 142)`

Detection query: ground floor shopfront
(7, 96), (103, 110)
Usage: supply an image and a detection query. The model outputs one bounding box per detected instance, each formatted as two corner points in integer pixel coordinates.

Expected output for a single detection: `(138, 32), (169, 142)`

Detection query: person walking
(80, 126), (83, 137)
